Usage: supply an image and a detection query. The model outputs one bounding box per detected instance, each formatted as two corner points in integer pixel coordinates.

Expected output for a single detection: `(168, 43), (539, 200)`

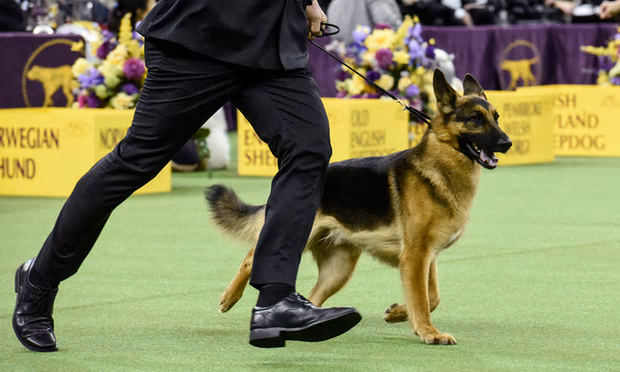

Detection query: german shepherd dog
(206, 69), (512, 345)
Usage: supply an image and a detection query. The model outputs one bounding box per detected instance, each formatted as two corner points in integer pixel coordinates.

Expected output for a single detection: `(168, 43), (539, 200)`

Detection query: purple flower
(336, 69), (349, 81)
(375, 23), (392, 30)
(96, 40), (114, 60)
(350, 94), (362, 99)
(409, 39), (424, 60)
(365, 92), (381, 99)
(336, 91), (348, 98)
(611, 76), (620, 85)
(599, 56), (614, 72)
(78, 67), (104, 89)
(412, 23), (422, 42)
(405, 84), (420, 98)
(87, 92), (101, 108)
(121, 83), (140, 95)
(353, 28), (370, 44)
(123, 57), (146, 81)
(375, 48), (394, 69)
(615, 33), (620, 40)
(366, 70), (381, 82)
(425, 45), (436, 60)
(102, 30), (114, 42)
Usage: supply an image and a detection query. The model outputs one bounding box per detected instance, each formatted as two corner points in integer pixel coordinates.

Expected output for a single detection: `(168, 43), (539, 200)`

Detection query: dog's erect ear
(433, 69), (458, 114)
(463, 74), (487, 100)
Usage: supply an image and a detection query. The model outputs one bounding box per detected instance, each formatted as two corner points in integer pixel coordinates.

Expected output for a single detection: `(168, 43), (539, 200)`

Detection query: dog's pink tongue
(480, 149), (498, 167)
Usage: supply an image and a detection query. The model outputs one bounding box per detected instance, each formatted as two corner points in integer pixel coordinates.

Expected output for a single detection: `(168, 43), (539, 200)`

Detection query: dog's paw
(418, 331), (457, 345)
(219, 288), (242, 313)
(383, 303), (408, 323)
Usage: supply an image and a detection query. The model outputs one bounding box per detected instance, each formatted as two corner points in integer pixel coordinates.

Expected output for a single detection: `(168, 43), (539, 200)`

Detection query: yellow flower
(597, 71), (610, 87)
(394, 15), (414, 48)
(98, 61), (122, 79)
(365, 29), (395, 52)
(105, 74), (121, 89)
(336, 80), (348, 92)
(398, 76), (412, 92)
(609, 61), (620, 77)
(95, 84), (109, 99)
(72, 58), (91, 78)
(394, 50), (410, 65)
(414, 66), (426, 76)
(348, 75), (367, 96)
(362, 51), (376, 68)
(376, 74), (395, 91)
(119, 13), (133, 46)
(110, 92), (137, 110)
(106, 44), (128, 67)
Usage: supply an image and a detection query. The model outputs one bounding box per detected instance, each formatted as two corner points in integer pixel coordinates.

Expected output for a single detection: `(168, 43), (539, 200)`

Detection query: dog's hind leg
(219, 248), (254, 313)
(307, 242), (361, 307)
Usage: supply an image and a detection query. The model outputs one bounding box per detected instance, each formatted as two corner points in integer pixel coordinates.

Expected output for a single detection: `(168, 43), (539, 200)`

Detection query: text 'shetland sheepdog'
(207, 69), (512, 345)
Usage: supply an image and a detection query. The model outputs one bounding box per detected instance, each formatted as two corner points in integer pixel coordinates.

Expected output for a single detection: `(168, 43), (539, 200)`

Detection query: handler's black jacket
(137, 0), (314, 70)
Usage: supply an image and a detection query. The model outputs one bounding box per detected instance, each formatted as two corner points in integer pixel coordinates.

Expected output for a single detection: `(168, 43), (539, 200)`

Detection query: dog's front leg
(400, 245), (456, 345)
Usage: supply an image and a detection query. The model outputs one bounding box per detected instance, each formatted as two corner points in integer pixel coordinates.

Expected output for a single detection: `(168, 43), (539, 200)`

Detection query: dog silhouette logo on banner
(22, 39), (83, 108)
(499, 40), (542, 90)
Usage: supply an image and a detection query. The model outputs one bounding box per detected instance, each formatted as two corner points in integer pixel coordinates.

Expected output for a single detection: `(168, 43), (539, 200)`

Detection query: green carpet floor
(1, 135), (619, 371)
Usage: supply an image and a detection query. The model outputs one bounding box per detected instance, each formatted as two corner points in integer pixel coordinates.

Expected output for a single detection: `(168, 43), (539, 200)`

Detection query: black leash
(308, 23), (432, 125)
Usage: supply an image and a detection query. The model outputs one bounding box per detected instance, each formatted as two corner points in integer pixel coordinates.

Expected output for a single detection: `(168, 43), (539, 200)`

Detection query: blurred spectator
(547, 0), (614, 22)
(0, 0), (26, 31)
(599, 0), (620, 17)
(398, 0), (474, 26)
(108, 0), (156, 34)
(506, 0), (564, 23)
(91, 0), (111, 24)
(462, 0), (497, 24)
(328, 0), (402, 44)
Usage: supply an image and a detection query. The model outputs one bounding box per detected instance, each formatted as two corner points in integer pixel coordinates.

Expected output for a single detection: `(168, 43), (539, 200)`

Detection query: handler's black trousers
(33, 39), (332, 289)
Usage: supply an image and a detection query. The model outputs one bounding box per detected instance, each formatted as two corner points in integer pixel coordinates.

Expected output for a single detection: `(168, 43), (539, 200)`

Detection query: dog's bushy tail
(205, 185), (265, 243)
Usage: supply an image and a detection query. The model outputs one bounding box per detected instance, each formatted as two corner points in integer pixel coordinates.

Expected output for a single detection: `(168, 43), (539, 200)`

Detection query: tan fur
(215, 70), (507, 346)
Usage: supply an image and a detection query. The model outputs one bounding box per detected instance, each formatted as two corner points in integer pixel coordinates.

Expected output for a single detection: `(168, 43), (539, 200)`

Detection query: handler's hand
(599, 1), (620, 19)
(306, 0), (327, 40)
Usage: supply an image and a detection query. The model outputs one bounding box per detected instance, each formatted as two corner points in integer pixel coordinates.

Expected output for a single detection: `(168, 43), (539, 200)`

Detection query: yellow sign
(238, 98), (409, 176)
(410, 91), (555, 165)
(0, 108), (171, 197)
(519, 85), (620, 157)
(485, 91), (555, 165)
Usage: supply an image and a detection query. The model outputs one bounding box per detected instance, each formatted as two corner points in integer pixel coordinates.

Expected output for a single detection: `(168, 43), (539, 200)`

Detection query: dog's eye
(470, 114), (482, 124)
(494, 114), (500, 122)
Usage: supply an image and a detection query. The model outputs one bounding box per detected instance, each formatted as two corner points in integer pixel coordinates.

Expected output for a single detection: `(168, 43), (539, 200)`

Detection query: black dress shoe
(13, 258), (58, 352)
(249, 293), (361, 348)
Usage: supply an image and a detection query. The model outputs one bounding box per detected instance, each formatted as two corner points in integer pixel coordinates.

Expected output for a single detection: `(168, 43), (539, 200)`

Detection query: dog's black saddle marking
(320, 155), (396, 231)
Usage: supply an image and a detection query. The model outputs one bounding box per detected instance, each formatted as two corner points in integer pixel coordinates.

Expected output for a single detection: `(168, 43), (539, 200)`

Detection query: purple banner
(0, 33), (84, 109)
(307, 24), (618, 96)
(422, 24), (617, 90)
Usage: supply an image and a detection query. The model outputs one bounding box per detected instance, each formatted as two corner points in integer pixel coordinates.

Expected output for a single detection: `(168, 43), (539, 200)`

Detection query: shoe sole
(249, 310), (362, 348)
(13, 265), (58, 353)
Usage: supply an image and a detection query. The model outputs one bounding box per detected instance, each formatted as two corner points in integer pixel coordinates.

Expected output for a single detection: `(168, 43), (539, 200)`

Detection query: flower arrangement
(581, 28), (620, 86)
(329, 16), (445, 114)
(71, 14), (146, 109)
